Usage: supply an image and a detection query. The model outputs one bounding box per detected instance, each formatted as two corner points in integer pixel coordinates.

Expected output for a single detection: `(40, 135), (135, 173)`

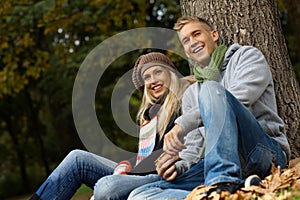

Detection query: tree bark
(179, 0), (300, 158)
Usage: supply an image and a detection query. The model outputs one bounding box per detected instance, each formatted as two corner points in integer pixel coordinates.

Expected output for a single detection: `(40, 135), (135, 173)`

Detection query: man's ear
(211, 30), (219, 43)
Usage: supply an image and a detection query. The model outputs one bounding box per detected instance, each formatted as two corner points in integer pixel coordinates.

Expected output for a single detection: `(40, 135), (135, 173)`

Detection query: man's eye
(194, 32), (201, 37)
(182, 39), (189, 44)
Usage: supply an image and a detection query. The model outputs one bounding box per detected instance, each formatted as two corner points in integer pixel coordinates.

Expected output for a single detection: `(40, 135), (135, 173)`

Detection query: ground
(7, 185), (93, 200)
(9, 158), (300, 200)
(186, 158), (300, 200)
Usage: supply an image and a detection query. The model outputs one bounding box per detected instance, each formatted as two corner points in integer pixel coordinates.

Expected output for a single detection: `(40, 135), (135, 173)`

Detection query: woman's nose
(145, 75), (158, 85)
(150, 76), (159, 84)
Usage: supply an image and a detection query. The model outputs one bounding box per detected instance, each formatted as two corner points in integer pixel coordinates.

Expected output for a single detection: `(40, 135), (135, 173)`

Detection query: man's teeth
(193, 47), (203, 53)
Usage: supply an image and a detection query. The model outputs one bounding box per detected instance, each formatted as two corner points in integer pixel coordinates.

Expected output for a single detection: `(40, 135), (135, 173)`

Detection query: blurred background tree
(0, 0), (299, 198)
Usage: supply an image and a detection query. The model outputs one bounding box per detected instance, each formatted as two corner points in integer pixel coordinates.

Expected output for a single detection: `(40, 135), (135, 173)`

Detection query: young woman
(30, 52), (204, 200)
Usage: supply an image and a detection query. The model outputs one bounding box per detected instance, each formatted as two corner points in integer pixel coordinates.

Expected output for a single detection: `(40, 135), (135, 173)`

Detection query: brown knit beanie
(132, 52), (178, 91)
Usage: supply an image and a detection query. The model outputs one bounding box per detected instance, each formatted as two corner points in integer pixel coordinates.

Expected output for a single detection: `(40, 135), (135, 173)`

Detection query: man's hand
(155, 152), (180, 181)
(163, 124), (186, 155)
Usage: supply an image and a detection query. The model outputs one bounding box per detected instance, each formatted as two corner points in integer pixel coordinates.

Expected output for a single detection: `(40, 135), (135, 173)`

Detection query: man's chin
(192, 57), (210, 67)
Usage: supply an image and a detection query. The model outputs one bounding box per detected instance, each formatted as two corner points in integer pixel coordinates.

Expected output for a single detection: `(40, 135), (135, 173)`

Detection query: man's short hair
(173, 16), (214, 31)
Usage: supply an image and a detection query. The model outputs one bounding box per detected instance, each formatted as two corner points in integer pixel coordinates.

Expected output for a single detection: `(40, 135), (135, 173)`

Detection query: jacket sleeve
(174, 83), (203, 134)
(176, 127), (205, 175)
(173, 83), (205, 175)
(224, 46), (271, 107)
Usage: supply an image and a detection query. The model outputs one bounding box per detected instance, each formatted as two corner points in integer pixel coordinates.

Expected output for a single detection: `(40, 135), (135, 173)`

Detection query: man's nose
(190, 37), (198, 47)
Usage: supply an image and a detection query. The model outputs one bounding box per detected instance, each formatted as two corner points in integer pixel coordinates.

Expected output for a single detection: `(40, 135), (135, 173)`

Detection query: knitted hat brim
(140, 62), (178, 76)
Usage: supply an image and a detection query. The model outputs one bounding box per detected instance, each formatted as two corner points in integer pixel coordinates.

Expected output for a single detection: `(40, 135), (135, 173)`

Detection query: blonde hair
(137, 70), (193, 138)
(174, 16), (223, 46)
(173, 16), (214, 31)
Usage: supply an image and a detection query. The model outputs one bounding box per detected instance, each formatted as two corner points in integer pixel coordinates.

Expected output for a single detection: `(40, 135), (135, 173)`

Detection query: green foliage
(0, 174), (23, 198)
(0, 0), (51, 97)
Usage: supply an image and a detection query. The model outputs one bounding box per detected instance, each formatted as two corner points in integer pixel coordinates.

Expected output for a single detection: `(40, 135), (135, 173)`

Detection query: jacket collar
(221, 43), (241, 71)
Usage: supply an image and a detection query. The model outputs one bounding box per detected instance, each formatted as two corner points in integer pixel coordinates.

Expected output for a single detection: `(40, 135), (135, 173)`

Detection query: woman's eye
(155, 69), (162, 75)
(143, 75), (150, 81)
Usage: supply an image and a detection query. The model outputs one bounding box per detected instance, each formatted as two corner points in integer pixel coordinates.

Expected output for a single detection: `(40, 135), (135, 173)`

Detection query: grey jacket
(175, 44), (291, 162)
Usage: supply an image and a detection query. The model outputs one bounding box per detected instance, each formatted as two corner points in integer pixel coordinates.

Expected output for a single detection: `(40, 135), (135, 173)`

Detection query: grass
(7, 185), (93, 200)
(72, 185), (93, 200)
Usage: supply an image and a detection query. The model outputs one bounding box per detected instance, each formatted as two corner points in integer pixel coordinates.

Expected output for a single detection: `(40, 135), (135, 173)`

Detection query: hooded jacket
(175, 43), (291, 160)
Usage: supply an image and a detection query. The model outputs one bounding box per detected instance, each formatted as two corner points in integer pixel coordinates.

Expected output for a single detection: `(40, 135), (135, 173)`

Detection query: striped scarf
(136, 115), (158, 165)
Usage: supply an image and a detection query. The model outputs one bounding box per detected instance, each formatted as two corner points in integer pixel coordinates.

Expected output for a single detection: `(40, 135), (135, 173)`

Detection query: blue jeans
(34, 149), (162, 200)
(94, 173), (162, 199)
(128, 161), (204, 200)
(128, 81), (287, 200)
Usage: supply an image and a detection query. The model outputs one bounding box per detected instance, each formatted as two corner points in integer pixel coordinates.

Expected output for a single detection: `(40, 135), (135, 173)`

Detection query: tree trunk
(26, 91), (51, 176)
(6, 118), (30, 193)
(179, 0), (300, 158)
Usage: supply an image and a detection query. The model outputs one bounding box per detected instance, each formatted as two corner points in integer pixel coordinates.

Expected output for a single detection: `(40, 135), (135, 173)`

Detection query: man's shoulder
(227, 43), (262, 56)
(224, 43), (265, 67)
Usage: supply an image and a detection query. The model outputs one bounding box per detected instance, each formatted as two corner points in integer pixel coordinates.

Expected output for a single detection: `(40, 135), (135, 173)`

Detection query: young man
(127, 16), (291, 200)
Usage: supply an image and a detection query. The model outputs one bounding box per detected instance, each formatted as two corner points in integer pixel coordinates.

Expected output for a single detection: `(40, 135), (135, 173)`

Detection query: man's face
(178, 21), (219, 66)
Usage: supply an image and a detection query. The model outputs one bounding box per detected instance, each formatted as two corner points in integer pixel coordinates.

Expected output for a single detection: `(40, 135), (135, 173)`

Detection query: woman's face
(142, 66), (171, 99)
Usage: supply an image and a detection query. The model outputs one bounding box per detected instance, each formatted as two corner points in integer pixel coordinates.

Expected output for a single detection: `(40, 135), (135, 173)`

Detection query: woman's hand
(163, 124), (186, 155)
(160, 164), (177, 181)
(155, 152), (180, 181)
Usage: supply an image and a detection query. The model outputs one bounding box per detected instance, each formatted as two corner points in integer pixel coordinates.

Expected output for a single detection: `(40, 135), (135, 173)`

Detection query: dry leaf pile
(185, 158), (300, 200)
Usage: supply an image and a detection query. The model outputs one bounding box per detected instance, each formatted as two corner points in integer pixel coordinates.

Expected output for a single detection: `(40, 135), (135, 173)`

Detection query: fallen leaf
(185, 158), (300, 200)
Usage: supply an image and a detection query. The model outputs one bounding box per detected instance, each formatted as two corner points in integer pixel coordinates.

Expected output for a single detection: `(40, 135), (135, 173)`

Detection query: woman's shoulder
(181, 75), (195, 84)
(180, 75), (196, 90)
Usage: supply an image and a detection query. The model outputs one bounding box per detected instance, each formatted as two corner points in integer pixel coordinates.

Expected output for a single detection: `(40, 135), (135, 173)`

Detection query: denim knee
(93, 176), (117, 199)
(65, 149), (87, 160)
(127, 186), (152, 200)
(58, 149), (86, 168)
(201, 80), (221, 89)
(198, 81), (226, 116)
(200, 81), (223, 97)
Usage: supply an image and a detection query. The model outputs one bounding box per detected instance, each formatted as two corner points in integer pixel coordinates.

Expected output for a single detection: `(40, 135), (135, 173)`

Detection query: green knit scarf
(192, 45), (227, 83)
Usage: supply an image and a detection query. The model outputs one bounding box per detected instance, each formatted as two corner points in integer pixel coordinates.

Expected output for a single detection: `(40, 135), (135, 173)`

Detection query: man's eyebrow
(191, 30), (200, 35)
(181, 30), (200, 42)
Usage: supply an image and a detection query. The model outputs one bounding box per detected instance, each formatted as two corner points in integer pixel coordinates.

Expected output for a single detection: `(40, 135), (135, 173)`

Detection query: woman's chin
(153, 91), (164, 99)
